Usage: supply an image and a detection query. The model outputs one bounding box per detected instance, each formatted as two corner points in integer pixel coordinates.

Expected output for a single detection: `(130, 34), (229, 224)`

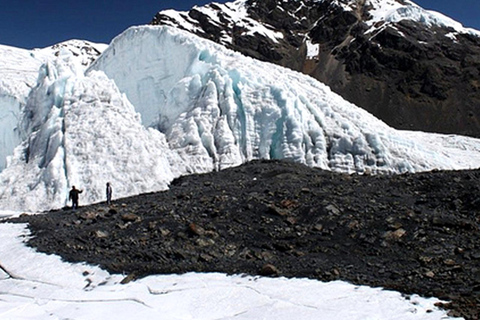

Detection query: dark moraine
(6, 160), (480, 319)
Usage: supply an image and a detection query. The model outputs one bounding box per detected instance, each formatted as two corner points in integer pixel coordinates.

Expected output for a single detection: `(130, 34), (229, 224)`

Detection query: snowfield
(0, 221), (460, 320)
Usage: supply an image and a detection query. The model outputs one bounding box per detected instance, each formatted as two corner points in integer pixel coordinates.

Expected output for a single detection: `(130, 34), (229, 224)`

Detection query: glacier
(1, 25), (480, 212)
(0, 45), (47, 172)
(366, 0), (480, 37)
(89, 25), (480, 173)
(0, 49), (183, 212)
(0, 40), (107, 172)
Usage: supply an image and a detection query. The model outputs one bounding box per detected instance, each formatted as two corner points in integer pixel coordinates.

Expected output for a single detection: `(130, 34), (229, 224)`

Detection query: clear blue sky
(0, 0), (479, 49)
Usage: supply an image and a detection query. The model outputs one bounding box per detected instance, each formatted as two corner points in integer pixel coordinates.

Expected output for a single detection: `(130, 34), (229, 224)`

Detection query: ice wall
(90, 26), (480, 174)
(0, 41), (107, 173)
(0, 94), (22, 170)
(0, 45), (48, 172)
(0, 50), (184, 212)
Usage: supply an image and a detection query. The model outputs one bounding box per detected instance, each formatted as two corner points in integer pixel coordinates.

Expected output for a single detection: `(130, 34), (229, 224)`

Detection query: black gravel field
(7, 160), (480, 319)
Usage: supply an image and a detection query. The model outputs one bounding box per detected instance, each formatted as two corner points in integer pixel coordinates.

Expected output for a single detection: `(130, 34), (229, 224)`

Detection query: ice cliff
(0, 45), (46, 172)
(0, 48), (182, 211)
(89, 26), (480, 173)
(0, 40), (107, 172)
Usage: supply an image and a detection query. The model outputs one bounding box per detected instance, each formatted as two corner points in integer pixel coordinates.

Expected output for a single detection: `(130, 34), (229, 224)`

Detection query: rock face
(152, 0), (480, 138)
(8, 160), (480, 319)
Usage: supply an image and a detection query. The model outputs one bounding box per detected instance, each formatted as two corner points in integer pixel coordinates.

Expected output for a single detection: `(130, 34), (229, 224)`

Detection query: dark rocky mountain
(8, 160), (480, 319)
(151, 0), (480, 138)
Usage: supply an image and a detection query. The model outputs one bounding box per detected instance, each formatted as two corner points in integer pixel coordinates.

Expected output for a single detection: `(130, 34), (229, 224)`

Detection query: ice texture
(0, 49), (183, 211)
(90, 25), (480, 174)
(0, 45), (48, 171)
(0, 41), (107, 172)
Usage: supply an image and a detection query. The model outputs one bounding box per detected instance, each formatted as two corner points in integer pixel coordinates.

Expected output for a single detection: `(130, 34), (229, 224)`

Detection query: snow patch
(306, 39), (319, 59)
(366, 0), (480, 37)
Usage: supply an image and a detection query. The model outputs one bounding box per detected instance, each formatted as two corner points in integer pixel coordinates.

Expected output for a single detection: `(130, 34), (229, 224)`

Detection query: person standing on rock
(106, 182), (112, 205)
(69, 186), (83, 210)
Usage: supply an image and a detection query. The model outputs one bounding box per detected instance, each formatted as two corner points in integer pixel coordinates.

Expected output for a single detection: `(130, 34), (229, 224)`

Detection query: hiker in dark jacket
(106, 182), (112, 205)
(69, 186), (83, 209)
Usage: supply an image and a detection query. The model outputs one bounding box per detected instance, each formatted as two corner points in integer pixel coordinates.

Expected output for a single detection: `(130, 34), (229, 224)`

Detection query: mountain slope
(151, 0), (480, 138)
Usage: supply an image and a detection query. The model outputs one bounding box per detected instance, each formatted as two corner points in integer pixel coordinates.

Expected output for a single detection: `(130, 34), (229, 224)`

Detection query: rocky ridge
(7, 160), (480, 319)
(45, 40), (107, 67)
(152, 0), (480, 138)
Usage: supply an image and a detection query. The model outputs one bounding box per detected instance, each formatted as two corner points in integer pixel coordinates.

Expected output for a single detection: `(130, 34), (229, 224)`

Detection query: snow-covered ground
(0, 219), (460, 320)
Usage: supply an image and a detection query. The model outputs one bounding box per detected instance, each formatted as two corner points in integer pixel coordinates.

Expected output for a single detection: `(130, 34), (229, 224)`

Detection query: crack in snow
(241, 284), (321, 311)
(0, 291), (151, 308)
(0, 270), (65, 288)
